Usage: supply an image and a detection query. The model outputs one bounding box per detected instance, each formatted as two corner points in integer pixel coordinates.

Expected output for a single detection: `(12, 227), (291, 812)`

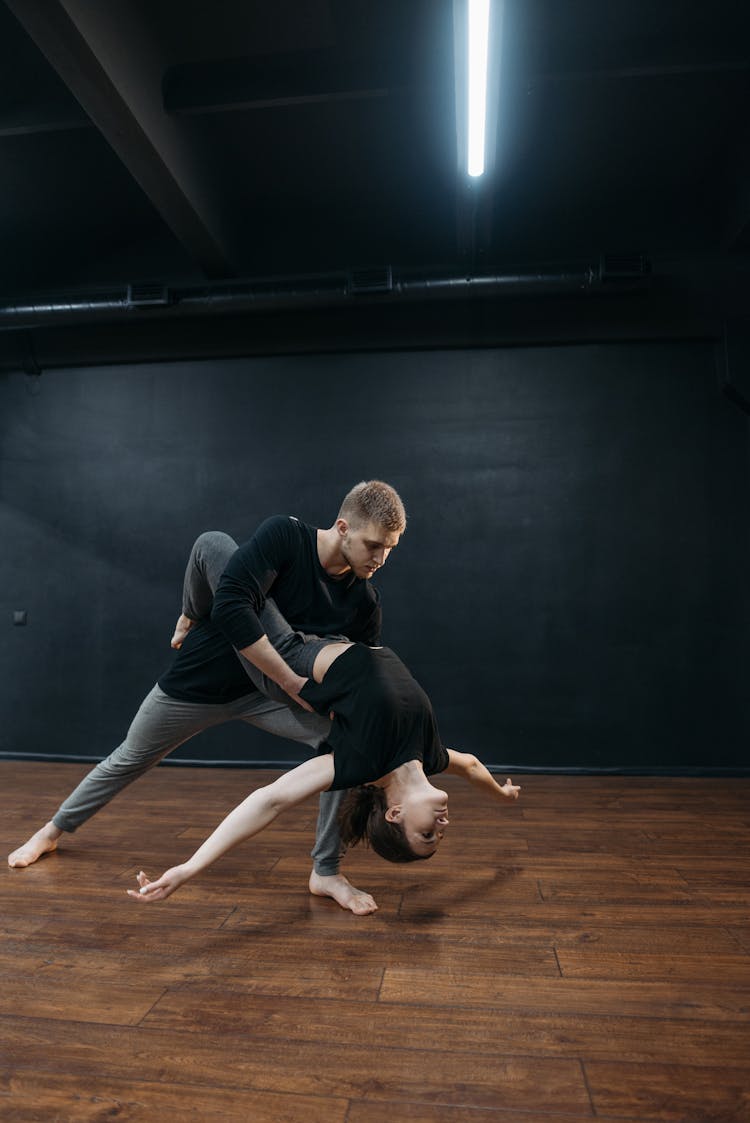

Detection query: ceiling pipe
(0, 258), (649, 330)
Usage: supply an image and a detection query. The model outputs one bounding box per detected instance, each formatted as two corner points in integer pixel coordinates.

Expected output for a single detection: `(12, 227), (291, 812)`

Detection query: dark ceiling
(1, 0), (749, 357)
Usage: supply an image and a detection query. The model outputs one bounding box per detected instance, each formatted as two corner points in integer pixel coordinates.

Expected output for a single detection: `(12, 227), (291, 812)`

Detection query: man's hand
(239, 635), (315, 712)
(280, 672), (313, 712)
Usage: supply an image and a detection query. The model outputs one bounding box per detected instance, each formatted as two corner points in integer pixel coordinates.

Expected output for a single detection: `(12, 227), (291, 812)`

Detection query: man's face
(338, 519), (400, 579)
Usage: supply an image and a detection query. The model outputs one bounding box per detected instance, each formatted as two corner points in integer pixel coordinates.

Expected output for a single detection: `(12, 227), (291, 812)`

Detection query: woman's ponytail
(338, 785), (383, 847)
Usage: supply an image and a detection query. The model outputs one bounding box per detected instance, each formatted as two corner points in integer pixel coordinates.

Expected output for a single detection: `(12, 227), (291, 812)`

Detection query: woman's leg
(181, 531), (238, 619)
(171, 531), (238, 647)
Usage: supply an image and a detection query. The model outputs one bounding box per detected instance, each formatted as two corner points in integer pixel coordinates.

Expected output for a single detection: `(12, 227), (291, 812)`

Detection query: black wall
(1, 339), (748, 771)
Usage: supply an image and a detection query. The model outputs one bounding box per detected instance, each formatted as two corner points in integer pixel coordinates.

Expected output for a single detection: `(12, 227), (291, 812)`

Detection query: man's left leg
(308, 788), (377, 915)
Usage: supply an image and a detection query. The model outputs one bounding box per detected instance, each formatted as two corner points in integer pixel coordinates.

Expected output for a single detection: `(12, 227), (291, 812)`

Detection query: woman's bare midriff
(312, 642), (353, 683)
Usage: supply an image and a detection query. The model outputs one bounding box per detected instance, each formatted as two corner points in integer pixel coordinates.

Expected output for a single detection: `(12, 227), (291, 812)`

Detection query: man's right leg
(8, 685), (238, 867)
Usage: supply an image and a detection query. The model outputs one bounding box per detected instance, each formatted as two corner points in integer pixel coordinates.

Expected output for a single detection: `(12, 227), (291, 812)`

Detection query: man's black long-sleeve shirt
(211, 516), (381, 649)
(159, 516), (381, 703)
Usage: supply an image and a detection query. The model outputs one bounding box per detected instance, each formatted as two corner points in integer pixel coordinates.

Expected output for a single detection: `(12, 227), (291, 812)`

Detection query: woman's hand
(445, 751), (521, 804)
(126, 866), (190, 903)
(122, 756), (335, 906)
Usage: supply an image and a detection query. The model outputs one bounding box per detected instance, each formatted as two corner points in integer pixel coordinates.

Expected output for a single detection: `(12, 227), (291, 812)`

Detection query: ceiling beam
(4, 0), (235, 277)
(163, 48), (408, 115)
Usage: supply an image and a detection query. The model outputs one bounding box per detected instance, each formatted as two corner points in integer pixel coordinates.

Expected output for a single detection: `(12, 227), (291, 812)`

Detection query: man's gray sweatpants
(51, 530), (348, 877)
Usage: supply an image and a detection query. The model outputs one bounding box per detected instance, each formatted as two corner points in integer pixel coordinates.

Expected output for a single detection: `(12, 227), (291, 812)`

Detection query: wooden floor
(1, 762), (749, 1123)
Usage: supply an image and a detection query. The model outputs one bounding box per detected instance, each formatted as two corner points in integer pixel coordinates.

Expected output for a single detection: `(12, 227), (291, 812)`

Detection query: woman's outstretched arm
(444, 749), (520, 802)
(127, 754), (335, 903)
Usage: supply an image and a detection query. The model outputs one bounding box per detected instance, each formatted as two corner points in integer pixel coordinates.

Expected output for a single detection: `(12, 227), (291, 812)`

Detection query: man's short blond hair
(338, 480), (407, 533)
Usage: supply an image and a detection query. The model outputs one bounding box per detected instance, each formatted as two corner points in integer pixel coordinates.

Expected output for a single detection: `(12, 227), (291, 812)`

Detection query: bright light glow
(467, 0), (491, 177)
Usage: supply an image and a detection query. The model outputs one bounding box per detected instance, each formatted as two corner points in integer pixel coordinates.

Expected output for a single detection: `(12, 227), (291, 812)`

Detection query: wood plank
(397, 900), (750, 926)
(243, 927), (558, 973)
(0, 974), (161, 1025)
(585, 1061), (750, 1121)
(537, 872), (694, 903)
(0, 946), (383, 1001)
(141, 990), (750, 1066)
(557, 948), (750, 982)
(0, 900), (239, 933)
(0, 1073), (348, 1123)
(548, 924), (744, 954)
(348, 1105), (632, 1123)
(378, 969), (750, 1020)
(730, 927), (750, 953)
(228, 912), (744, 951)
(0, 1017), (592, 1114)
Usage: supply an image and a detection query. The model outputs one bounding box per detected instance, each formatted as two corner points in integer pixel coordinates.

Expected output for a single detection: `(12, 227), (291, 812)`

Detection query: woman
(128, 535), (520, 903)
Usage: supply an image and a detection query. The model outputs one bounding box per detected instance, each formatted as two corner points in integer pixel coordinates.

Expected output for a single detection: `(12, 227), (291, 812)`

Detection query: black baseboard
(1, 751), (748, 777)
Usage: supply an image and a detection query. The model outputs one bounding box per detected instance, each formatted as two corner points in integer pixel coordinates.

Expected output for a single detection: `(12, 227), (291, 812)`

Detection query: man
(8, 481), (406, 916)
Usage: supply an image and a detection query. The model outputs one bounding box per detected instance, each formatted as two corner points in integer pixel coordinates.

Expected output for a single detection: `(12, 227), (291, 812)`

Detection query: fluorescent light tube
(467, 0), (490, 177)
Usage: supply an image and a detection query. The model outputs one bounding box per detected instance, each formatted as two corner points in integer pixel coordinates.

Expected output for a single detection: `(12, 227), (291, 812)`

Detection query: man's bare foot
(308, 870), (378, 915)
(8, 822), (62, 868)
(170, 614), (195, 649)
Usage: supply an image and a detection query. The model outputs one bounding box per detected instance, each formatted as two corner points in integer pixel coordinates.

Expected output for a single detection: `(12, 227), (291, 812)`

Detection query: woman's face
(398, 784), (450, 857)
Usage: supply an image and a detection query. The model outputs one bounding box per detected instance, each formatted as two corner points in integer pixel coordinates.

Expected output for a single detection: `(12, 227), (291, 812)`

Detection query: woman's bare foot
(170, 614), (195, 649)
(308, 870), (378, 915)
(8, 822), (62, 867)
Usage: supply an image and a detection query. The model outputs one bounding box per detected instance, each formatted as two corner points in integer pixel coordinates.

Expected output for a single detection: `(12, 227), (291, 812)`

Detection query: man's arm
(210, 516), (288, 645)
(445, 749), (521, 803)
(128, 754), (336, 903)
(237, 633), (311, 707)
(210, 517), (313, 710)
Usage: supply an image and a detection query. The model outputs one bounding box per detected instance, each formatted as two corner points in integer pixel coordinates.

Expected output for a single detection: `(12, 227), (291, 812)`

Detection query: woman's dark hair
(338, 785), (433, 863)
